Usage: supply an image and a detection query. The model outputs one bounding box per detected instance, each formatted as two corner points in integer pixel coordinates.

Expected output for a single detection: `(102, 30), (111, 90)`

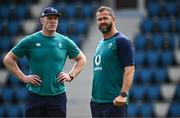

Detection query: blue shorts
(25, 91), (67, 117)
(90, 101), (127, 117)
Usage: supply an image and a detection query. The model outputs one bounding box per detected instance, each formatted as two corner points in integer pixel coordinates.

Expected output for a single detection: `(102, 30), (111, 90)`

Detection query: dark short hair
(96, 6), (115, 17)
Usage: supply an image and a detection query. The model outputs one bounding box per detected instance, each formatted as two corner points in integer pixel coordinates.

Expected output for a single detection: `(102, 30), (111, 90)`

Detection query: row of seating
(0, 2), (96, 20)
(146, 0), (180, 18)
(0, 87), (28, 104)
(0, 104), (25, 117)
(0, 0), (39, 4)
(130, 0), (180, 117)
(140, 17), (180, 33)
(128, 102), (180, 117)
(0, 19), (89, 36)
(135, 50), (176, 67)
(134, 67), (168, 84)
(134, 33), (176, 50)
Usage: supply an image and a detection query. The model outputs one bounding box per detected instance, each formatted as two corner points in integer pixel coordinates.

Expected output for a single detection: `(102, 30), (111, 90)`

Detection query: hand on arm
(113, 65), (135, 106)
(57, 51), (86, 83)
(3, 51), (42, 86)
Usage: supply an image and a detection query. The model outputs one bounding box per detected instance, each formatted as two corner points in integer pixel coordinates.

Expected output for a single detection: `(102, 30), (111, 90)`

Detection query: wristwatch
(68, 74), (74, 82)
(120, 92), (127, 97)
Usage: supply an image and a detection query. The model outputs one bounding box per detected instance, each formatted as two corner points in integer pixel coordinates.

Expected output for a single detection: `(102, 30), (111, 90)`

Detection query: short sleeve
(116, 38), (134, 68)
(11, 36), (30, 58)
(66, 37), (80, 59)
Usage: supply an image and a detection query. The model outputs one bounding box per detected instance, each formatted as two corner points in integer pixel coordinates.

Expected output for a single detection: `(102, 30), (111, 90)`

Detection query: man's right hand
(21, 75), (42, 86)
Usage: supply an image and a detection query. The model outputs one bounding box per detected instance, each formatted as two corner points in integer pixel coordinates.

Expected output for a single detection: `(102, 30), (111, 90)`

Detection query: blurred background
(0, 0), (180, 117)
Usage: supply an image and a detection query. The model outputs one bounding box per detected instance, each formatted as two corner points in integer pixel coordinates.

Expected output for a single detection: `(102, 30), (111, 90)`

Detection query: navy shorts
(90, 101), (127, 117)
(25, 91), (67, 117)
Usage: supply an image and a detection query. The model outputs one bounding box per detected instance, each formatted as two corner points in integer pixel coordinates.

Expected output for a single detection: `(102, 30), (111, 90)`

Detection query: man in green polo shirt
(3, 7), (86, 117)
(90, 6), (135, 117)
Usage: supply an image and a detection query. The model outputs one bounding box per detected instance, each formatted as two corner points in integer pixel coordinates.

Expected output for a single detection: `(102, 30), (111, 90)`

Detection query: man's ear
(40, 18), (44, 25)
(112, 16), (115, 22)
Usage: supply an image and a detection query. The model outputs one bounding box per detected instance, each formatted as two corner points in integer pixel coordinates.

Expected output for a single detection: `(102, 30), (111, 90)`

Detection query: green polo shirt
(91, 32), (134, 103)
(12, 31), (80, 95)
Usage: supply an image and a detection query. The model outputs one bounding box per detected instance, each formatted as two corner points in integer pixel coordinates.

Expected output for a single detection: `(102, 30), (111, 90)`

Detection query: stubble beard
(99, 22), (112, 34)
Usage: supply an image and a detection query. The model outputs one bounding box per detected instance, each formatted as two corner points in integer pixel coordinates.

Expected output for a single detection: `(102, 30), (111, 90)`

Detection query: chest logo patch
(36, 43), (41, 47)
(58, 42), (62, 48)
(108, 43), (113, 48)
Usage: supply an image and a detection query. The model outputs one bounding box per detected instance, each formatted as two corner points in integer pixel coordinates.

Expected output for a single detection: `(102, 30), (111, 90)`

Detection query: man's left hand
(113, 95), (126, 106)
(57, 72), (71, 83)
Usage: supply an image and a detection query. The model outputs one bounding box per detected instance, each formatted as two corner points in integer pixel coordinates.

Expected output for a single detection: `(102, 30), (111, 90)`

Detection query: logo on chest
(35, 43), (41, 47)
(108, 43), (113, 48)
(58, 42), (62, 48)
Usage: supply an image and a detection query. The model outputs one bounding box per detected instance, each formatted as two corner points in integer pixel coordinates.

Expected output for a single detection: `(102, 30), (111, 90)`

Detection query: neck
(103, 27), (118, 39)
(41, 29), (56, 36)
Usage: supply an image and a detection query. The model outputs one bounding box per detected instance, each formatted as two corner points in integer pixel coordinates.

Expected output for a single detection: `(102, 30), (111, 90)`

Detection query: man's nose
(100, 19), (106, 24)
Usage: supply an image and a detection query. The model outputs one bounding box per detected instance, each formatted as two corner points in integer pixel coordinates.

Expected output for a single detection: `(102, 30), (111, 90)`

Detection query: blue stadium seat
(134, 34), (146, 50)
(15, 4), (29, 19)
(147, 2), (161, 17)
(174, 85), (180, 100)
(0, 5), (11, 19)
(164, 2), (177, 16)
(131, 85), (146, 101)
(154, 68), (167, 83)
(160, 50), (174, 66)
(82, 3), (96, 18)
(8, 20), (22, 36)
(15, 87), (28, 102)
(64, 4), (77, 18)
(139, 103), (154, 117)
(165, 34), (176, 49)
(151, 33), (163, 49)
(135, 51), (145, 66)
(7, 74), (21, 86)
(1, 87), (15, 103)
(146, 50), (160, 66)
(158, 18), (171, 32)
(168, 103), (180, 117)
(0, 54), (4, 68)
(58, 20), (69, 34)
(76, 20), (88, 35)
(0, 106), (5, 117)
(139, 68), (153, 83)
(128, 104), (139, 117)
(140, 18), (154, 33)
(0, 36), (13, 52)
(176, 18), (180, 32)
(146, 86), (161, 101)
(0, 23), (3, 34)
(70, 35), (81, 47)
(5, 104), (21, 117)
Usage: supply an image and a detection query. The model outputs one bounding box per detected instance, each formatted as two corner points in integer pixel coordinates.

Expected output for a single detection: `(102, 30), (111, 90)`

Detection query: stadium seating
(130, 0), (180, 117)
